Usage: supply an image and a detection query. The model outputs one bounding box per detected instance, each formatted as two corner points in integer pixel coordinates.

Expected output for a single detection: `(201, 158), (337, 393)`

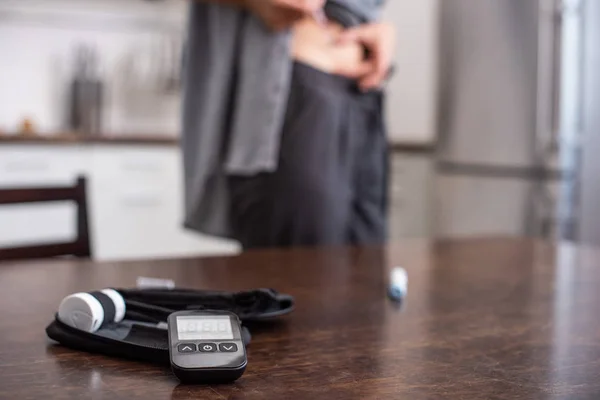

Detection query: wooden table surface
(1, 238), (600, 399)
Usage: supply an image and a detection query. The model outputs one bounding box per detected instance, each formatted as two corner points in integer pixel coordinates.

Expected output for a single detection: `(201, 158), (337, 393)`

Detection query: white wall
(383, 0), (439, 145)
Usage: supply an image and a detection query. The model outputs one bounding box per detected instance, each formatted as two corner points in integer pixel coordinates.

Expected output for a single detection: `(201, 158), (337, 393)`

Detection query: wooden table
(1, 238), (600, 399)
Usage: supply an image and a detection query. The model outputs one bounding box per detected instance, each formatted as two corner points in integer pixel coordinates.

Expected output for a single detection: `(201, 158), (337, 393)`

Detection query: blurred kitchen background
(0, 0), (599, 261)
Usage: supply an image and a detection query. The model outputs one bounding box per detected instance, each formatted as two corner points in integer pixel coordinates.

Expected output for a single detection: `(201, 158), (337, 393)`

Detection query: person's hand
(245, 0), (325, 32)
(336, 22), (396, 91)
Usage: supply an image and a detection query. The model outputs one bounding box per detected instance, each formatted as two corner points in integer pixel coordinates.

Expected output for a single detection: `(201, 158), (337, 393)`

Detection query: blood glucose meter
(167, 310), (247, 383)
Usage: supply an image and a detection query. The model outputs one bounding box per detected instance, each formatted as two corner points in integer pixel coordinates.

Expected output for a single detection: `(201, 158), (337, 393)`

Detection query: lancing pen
(388, 267), (408, 302)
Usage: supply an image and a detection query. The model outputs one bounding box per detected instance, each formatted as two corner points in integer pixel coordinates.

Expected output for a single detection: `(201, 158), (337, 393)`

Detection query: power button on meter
(198, 343), (217, 352)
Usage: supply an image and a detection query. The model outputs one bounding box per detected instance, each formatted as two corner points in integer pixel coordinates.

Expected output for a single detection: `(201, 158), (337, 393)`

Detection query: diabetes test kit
(45, 287), (294, 384)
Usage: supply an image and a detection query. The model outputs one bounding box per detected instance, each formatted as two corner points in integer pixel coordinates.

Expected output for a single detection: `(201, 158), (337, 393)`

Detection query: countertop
(0, 134), (435, 152)
(0, 133), (179, 146)
(1, 238), (599, 399)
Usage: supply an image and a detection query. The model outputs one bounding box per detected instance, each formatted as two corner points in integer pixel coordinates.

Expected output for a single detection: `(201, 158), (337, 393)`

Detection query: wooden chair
(0, 177), (92, 261)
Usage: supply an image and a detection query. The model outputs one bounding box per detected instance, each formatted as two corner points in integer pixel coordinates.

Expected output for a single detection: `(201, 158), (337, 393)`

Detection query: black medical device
(168, 310), (247, 383)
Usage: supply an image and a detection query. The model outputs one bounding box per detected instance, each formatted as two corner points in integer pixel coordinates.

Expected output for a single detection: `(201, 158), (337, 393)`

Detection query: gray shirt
(182, 0), (383, 238)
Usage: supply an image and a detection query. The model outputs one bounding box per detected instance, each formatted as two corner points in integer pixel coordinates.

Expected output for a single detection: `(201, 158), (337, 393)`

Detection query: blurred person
(182, 0), (395, 249)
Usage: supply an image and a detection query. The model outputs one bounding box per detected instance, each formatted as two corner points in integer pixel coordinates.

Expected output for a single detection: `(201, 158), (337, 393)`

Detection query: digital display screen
(176, 316), (234, 340)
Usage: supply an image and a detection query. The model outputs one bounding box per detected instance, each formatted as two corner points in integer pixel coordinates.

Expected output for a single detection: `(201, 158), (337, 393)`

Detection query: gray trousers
(229, 62), (389, 249)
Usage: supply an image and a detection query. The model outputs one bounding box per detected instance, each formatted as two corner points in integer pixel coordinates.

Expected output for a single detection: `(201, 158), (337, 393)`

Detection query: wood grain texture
(1, 238), (599, 399)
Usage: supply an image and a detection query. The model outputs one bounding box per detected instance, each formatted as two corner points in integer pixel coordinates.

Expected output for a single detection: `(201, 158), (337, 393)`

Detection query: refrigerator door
(437, 0), (551, 168)
(435, 0), (583, 240)
(578, 0), (600, 244)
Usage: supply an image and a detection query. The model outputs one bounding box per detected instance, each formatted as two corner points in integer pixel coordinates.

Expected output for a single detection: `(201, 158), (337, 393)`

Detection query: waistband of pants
(292, 61), (383, 105)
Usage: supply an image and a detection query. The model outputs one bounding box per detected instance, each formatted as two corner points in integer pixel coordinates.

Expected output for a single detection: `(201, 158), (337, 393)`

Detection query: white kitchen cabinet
(0, 144), (240, 261)
(88, 146), (239, 261)
(0, 145), (87, 186)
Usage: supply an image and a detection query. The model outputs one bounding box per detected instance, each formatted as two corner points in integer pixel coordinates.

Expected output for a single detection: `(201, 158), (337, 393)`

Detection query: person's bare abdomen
(291, 18), (364, 76)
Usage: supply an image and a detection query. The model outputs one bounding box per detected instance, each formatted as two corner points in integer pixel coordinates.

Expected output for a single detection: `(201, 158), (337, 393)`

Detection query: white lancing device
(58, 289), (126, 333)
(388, 267), (408, 301)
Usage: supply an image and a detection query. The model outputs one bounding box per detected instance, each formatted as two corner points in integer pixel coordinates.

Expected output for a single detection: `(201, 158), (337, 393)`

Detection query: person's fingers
(358, 72), (377, 91)
(360, 50), (385, 90)
(358, 62), (388, 91)
(337, 60), (384, 91)
(336, 22), (395, 90)
(334, 60), (373, 79)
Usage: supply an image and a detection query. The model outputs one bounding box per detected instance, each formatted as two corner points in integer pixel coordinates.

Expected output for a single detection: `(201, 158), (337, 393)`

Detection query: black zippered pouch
(46, 288), (293, 364)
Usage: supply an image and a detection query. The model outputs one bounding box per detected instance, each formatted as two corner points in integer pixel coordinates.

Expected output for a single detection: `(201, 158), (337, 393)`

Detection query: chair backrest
(0, 177), (92, 261)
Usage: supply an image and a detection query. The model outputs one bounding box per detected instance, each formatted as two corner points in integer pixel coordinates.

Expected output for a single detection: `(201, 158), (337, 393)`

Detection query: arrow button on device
(218, 343), (238, 352)
(177, 343), (197, 353)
